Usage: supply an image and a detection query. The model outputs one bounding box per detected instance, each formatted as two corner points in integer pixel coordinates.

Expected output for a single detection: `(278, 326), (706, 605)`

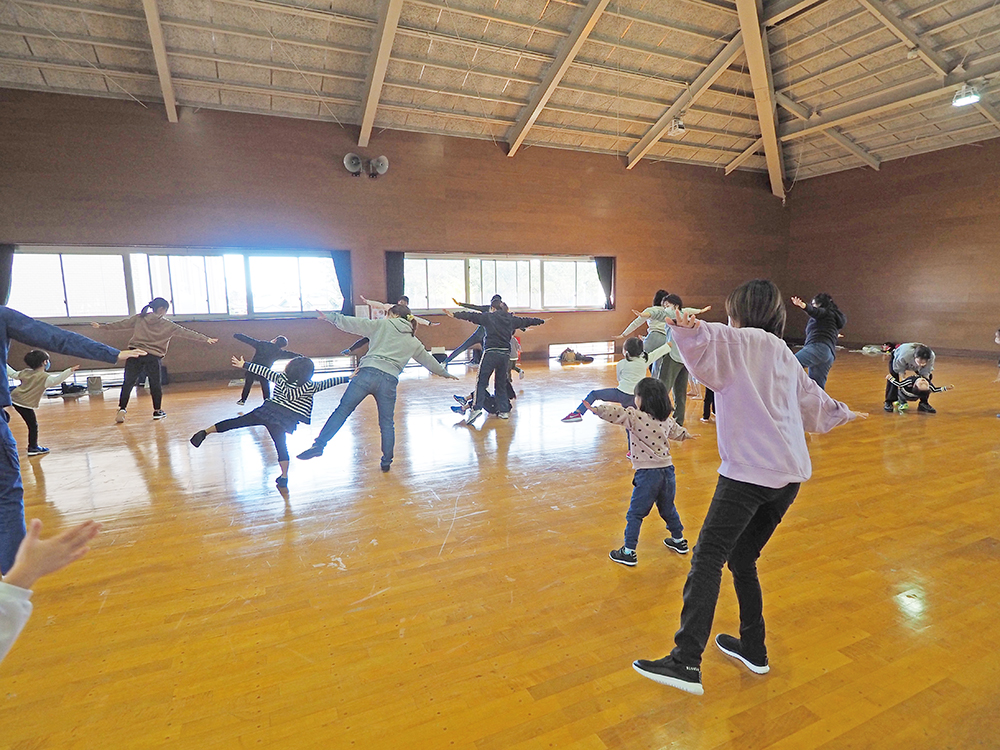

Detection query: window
(10, 246), (340, 320)
(404, 254), (608, 311)
(9, 253), (128, 318)
(248, 256), (344, 314)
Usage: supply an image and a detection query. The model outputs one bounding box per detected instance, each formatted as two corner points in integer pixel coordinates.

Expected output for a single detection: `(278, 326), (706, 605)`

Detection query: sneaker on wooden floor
(632, 655), (703, 695)
(609, 546), (637, 567)
(715, 633), (769, 674)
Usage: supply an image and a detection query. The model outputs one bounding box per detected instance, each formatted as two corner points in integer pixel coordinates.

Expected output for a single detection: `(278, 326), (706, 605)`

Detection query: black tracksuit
(234, 334), (304, 402)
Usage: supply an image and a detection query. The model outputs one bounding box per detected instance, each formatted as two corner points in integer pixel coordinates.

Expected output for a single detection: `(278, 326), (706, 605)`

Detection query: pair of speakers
(343, 153), (389, 178)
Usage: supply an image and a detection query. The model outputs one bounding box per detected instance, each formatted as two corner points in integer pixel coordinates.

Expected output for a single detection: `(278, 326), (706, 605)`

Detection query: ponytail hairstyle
(623, 337), (646, 361)
(725, 279), (786, 337)
(283, 356), (315, 385)
(389, 303), (417, 335)
(140, 297), (170, 317)
(652, 289), (670, 307)
(634, 377), (672, 421)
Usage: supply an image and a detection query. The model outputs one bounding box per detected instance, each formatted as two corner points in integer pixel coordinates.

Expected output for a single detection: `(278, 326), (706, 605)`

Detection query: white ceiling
(1, 0), (998, 187)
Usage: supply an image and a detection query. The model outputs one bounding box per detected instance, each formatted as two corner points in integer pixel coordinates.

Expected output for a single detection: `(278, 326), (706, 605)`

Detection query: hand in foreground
(791, 296), (807, 309)
(206, 338), (219, 345)
(669, 310), (700, 329)
(231, 355), (245, 368)
(117, 349), (146, 361)
(3, 519), (101, 590)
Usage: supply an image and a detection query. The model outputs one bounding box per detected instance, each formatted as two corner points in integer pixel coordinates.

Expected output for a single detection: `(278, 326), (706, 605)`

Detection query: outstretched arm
(234, 333), (264, 348)
(412, 348), (460, 379)
(4, 307), (121, 364)
(168, 321), (217, 345)
(242, 360), (282, 383)
(454, 299), (491, 313)
(317, 311), (382, 337)
(45, 366), (79, 387)
(511, 315), (545, 329)
(360, 297), (391, 312)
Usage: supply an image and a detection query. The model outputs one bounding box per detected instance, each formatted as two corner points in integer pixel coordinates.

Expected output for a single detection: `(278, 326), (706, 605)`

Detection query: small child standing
(6, 350), (80, 456)
(588, 377), (696, 567)
(190, 355), (348, 488)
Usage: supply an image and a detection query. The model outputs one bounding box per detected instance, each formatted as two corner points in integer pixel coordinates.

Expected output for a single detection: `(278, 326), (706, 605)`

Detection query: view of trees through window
(9, 248), (344, 319)
(404, 255), (606, 311)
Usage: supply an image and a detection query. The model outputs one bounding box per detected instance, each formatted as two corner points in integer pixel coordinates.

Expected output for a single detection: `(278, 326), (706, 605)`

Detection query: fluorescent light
(953, 83), (981, 107)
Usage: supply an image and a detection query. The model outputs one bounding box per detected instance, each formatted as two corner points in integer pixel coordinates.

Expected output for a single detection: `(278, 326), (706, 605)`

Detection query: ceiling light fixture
(952, 83), (981, 107)
(667, 117), (686, 137)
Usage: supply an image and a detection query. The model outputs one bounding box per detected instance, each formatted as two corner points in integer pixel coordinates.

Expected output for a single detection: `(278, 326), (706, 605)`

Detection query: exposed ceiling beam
(975, 98), (1000, 130)
(139, 0), (177, 122)
(507, 0), (612, 157)
(780, 56), (1000, 140)
(358, 0), (403, 147)
(725, 137), (764, 174)
(762, 0), (827, 26)
(736, 0), (784, 199)
(855, 0), (952, 77)
(626, 31), (744, 168)
(776, 92), (882, 170)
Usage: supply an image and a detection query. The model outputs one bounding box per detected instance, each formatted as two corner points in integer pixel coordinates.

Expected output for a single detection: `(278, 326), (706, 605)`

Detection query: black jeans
(12, 405), (38, 448)
(475, 349), (511, 414)
(703, 389), (715, 420)
(215, 412), (289, 461)
(120, 354), (163, 410)
(240, 371), (272, 402)
(671, 477), (799, 667)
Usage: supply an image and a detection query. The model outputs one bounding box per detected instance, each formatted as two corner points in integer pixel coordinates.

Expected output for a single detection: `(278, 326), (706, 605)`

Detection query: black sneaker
(715, 633), (769, 674)
(297, 445), (324, 460)
(917, 403), (936, 414)
(275, 476), (288, 488)
(883, 402), (894, 412)
(27, 446), (50, 456)
(190, 430), (207, 448)
(632, 655), (703, 695)
(237, 399), (246, 406)
(152, 410), (167, 420)
(664, 537), (689, 554)
(380, 463), (391, 473)
(609, 546), (637, 566)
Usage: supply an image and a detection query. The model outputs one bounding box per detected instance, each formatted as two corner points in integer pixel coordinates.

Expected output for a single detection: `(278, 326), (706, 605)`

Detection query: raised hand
(231, 355), (245, 368)
(206, 338), (219, 345)
(70, 365), (80, 372)
(669, 310), (700, 329)
(2, 519), (101, 590)
(791, 296), (807, 309)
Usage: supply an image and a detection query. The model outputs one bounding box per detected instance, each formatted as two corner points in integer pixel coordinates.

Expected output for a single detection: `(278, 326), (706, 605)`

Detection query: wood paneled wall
(782, 138), (1000, 356)
(0, 89), (788, 379)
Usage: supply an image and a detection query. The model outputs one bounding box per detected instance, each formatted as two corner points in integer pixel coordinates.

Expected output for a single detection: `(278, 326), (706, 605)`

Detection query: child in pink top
(588, 377), (696, 567)
(632, 279), (867, 696)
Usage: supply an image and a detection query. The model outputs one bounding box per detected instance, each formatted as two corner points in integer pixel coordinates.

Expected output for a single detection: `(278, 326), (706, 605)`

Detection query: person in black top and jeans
(447, 298), (543, 422)
(790, 293), (846, 390)
(233, 333), (303, 405)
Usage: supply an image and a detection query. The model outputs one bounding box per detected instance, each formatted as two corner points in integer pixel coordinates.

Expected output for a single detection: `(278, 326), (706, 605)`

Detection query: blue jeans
(671, 477), (799, 667)
(313, 367), (398, 467)
(644, 331), (667, 379)
(795, 343), (835, 390)
(0, 411), (25, 574)
(624, 466), (682, 550)
(443, 327), (485, 365)
(577, 387), (634, 415)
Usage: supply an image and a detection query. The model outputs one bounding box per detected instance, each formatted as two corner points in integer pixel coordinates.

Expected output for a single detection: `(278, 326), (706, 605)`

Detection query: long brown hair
(389, 303), (417, 335)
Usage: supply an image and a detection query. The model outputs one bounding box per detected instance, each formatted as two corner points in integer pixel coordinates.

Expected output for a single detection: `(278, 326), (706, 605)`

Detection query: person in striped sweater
(190, 355), (348, 488)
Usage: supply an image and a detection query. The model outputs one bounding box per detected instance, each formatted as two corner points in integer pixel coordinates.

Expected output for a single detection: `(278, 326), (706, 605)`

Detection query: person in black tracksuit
(448, 300), (543, 421)
(233, 333), (304, 405)
(790, 293), (847, 390)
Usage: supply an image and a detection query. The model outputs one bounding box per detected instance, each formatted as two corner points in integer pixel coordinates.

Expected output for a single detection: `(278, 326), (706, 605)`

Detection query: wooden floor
(2, 353), (999, 749)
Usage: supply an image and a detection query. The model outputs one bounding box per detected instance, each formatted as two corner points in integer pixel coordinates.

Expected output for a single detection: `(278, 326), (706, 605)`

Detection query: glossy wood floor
(2, 353), (999, 749)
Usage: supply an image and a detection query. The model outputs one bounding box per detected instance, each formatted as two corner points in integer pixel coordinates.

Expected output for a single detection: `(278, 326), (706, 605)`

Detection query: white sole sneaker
(715, 635), (769, 674)
(115, 409), (126, 423)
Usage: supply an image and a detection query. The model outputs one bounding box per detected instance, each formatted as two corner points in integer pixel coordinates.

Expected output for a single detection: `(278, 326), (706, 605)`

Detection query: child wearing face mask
(6, 350), (80, 456)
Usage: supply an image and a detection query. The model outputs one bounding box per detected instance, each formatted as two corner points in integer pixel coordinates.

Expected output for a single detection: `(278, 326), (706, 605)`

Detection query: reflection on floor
(3, 353), (999, 748)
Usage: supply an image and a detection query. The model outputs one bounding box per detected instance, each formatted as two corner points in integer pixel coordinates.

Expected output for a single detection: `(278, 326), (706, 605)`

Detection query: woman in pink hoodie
(632, 279), (867, 696)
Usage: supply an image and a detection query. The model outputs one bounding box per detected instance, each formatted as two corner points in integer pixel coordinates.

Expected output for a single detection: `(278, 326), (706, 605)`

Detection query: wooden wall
(0, 89), (788, 379)
(782, 138), (1000, 356)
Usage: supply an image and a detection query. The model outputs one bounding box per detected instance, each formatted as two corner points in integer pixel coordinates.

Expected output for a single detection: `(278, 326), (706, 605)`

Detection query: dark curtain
(594, 256), (615, 310)
(385, 251), (405, 304)
(0, 245), (14, 306)
(331, 250), (354, 315)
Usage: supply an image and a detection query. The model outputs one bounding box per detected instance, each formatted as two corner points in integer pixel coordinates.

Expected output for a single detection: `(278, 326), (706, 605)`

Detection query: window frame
(10, 244), (346, 323)
(402, 252), (613, 314)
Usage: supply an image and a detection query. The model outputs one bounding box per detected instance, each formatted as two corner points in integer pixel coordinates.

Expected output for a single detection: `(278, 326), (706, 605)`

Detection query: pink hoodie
(669, 321), (855, 488)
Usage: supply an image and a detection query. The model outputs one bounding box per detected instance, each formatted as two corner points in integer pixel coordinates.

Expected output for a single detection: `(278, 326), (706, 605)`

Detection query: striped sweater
(245, 362), (347, 424)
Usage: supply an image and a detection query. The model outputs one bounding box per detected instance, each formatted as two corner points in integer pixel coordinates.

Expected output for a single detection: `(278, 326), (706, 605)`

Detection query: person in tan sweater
(91, 297), (218, 422)
(6, 349), (80, 456)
